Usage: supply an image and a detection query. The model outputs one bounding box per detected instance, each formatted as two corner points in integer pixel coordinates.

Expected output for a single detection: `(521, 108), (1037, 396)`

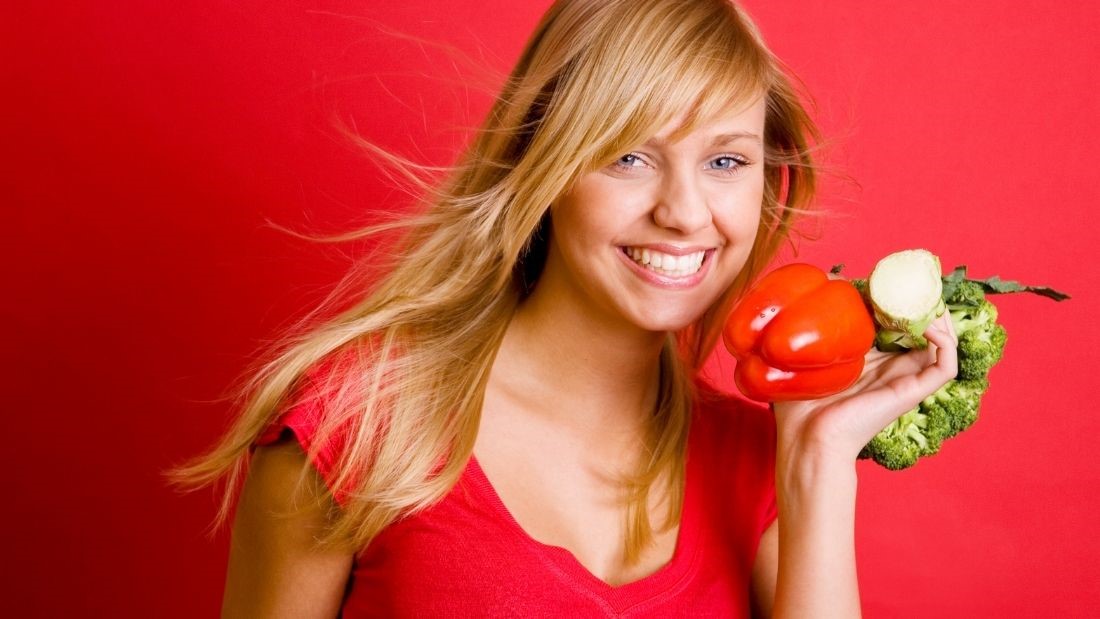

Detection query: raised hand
(771, 312), (959, 464)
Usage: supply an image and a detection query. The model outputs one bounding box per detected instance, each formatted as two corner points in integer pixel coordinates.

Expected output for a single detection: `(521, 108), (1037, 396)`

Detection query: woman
(170, 0), (958, 616)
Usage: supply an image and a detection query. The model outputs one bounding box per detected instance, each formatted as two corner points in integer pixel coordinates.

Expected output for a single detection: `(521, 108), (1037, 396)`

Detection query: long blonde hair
(166, 0), (820, 566)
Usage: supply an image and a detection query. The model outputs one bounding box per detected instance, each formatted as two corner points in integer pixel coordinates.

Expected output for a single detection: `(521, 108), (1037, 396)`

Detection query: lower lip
(617, 248), (715, 289)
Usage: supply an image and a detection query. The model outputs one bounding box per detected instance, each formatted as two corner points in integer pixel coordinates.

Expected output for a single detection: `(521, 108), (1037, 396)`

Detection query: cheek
(551, 183), (635, 247)
(713, 185), (764, 244)
(551, 205), (609, 253)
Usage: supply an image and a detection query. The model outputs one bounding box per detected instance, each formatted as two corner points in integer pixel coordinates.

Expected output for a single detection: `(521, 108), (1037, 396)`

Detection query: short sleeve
(251, 360), (355, 506)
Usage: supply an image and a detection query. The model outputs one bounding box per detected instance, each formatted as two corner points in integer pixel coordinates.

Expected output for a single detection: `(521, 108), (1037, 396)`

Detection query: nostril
(653, 202), (712, 234)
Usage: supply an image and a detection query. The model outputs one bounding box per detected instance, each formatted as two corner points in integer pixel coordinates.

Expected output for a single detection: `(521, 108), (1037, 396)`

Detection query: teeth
(624, 247), (706, 277)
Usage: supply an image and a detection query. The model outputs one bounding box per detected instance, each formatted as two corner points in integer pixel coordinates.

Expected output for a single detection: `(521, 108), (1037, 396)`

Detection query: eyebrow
(643, 132), (763, 148)
(712, 132), (762, 146)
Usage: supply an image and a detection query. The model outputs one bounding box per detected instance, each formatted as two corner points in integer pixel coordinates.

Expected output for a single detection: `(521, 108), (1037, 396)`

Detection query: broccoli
(865, 249), (945, 351)
(856, 379), (984, 469)
(847, 251), (1069, 470)
(943, 279), (986, 307)
(958, 324), (1007, 381)
(921, 377), (986, 438)
(859, 409), (931, 470)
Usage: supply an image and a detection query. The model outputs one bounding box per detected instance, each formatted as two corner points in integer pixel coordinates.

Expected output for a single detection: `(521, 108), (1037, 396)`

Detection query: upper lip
(620, 243), (714, 256)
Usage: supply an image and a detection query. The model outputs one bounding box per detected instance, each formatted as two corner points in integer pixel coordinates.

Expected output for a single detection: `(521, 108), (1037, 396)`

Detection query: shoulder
(226, 437), (354, 616)
(251, 352), (362, 506)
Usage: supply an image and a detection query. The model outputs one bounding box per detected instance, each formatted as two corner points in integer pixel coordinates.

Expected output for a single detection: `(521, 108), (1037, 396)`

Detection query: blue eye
(708, 155), (750, 175)
(615, 153), (644, 168)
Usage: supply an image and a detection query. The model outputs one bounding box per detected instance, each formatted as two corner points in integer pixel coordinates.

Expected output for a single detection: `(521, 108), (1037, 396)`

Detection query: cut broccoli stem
(867, 249), (945, 350)
(875, 329), (927, 352)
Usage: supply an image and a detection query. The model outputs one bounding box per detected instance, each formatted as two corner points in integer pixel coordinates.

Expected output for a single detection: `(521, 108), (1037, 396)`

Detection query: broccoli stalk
(866, 249), (946, 351)
(845, 250), (1070, 471)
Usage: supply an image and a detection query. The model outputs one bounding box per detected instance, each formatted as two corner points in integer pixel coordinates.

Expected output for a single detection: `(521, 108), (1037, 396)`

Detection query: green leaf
(943, 265), (1070, 302)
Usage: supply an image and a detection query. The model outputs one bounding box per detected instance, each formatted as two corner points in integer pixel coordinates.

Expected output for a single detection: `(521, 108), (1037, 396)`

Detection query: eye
(612, 153), (647, 170)
(707, 155), (751, 174)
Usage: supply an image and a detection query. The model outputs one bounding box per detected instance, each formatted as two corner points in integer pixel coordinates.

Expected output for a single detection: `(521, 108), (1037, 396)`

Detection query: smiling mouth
(620, 246), (708, 278)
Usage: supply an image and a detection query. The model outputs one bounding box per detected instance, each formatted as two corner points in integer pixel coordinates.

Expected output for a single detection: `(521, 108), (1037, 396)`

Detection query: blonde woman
(170, 0), (958, 616)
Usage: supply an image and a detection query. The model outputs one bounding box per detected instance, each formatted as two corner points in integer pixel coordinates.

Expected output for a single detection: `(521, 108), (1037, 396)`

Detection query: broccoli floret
(957, 323), (1007, 380)
(944, 295), (1007, 380)
(853, 378), (985, 470)
(922, 378), (987, 438)
(860, 436), (921, 470)
(940, 286), (1008, 380)
(949, 298), (998, 336)
(943, 279), (986, 307)
(858, 408), (942, 470)
(858, 378), (987, 470)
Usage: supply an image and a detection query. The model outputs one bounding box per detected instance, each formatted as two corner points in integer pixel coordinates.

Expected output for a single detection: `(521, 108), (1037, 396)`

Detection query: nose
(651, 171), (712, 234)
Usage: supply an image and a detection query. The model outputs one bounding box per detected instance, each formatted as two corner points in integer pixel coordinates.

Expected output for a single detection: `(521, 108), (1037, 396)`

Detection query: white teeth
(624, 247), (707, 277)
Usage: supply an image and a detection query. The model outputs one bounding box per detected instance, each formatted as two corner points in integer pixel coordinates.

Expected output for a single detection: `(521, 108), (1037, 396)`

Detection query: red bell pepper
(723, 263), (876, 402)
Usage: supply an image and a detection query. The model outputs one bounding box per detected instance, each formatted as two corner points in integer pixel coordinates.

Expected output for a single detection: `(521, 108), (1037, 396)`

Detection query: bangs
(537, 0), (774, 178)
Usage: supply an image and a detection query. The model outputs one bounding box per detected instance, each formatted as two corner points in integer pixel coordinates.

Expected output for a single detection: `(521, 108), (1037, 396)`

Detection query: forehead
(647, 96), (766, 148)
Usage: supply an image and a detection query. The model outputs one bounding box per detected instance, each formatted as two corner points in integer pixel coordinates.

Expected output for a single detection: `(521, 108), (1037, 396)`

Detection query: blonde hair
(166, 0), (820, 567)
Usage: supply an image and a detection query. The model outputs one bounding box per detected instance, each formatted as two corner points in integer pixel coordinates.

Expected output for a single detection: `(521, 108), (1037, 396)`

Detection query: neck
(490, 276), (668, 443)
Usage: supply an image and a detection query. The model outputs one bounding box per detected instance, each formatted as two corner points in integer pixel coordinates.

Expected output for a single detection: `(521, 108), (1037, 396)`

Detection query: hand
(771, 312), (959, 464)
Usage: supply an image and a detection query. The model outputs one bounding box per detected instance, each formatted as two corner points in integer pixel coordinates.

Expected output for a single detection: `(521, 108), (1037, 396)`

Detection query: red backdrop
(5, 1), (1098, 616)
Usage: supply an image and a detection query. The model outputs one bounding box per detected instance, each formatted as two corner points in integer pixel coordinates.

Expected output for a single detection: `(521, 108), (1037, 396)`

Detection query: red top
(253, 370), (778, 617)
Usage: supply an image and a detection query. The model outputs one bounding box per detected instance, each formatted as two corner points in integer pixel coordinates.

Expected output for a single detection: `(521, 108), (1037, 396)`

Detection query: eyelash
(612, 153), (752, 176)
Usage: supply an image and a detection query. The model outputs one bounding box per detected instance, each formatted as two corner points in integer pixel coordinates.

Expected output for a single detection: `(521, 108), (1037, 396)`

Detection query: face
(539, 97), (767, 333)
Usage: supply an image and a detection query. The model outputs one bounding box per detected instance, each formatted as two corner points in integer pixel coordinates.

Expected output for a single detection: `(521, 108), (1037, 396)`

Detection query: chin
(631, 308), (705, 334)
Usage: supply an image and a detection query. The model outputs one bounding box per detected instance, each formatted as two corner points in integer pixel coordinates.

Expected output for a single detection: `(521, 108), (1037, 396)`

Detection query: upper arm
(222, 437), (355, 619)
(751, 518), (779, 619)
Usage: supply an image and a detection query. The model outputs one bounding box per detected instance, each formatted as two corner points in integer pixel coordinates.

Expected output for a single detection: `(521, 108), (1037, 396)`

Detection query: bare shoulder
(222, 436), (354, 618)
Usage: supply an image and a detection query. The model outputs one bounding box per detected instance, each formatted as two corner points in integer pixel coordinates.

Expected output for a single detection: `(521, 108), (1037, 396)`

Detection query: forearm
(772, 446), (860, 619)
(763, 312), (958, 617)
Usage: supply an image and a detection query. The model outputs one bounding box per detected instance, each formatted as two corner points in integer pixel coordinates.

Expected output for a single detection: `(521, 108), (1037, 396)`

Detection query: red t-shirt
(252, 370), (778, 617)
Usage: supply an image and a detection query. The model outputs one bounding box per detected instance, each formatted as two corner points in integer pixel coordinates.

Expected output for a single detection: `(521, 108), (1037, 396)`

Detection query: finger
(930, 312), (958, 346)
(891, 324), (958, 403)
(843, 327), (959, 438)
(925, 319), (959, 384)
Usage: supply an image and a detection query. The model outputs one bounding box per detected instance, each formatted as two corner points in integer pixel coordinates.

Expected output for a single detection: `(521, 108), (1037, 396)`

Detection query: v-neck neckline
(462, 434), (701, 612)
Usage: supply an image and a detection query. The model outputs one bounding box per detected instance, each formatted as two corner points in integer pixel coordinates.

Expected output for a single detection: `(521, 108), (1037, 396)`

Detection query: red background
(5, 1), (1098, 616)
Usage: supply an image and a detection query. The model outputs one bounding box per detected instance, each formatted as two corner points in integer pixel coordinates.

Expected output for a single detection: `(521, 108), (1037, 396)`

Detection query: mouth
(620, 246), (709, 278)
